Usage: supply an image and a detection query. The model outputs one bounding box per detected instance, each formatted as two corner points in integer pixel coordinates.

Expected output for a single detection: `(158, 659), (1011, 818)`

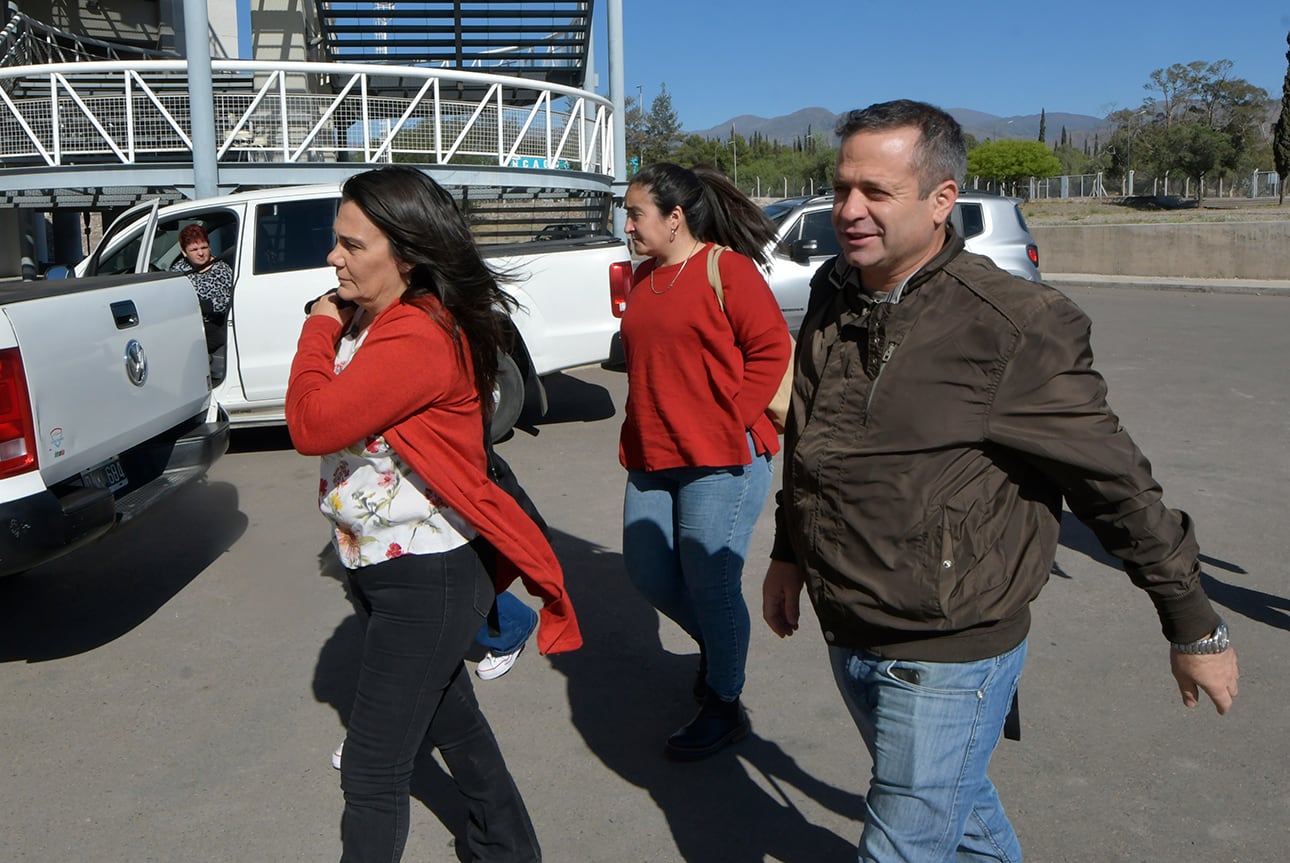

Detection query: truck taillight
(0, 348), (37, 479)
(609, 260), (634, 318)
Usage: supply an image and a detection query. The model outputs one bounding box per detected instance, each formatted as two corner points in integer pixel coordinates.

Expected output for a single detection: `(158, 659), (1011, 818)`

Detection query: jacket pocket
(930, 490), (1012, 629)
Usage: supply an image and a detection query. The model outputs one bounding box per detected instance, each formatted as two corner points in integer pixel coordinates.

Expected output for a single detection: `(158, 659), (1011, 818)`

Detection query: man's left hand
(1170, 647), (1240, 715)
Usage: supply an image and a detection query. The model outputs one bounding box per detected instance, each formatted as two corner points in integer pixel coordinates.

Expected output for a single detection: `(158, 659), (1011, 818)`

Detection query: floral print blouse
(319, 318), (477, 569)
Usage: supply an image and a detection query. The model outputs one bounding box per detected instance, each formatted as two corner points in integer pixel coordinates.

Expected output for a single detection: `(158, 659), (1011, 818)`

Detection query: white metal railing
(0, 59), (614, 177)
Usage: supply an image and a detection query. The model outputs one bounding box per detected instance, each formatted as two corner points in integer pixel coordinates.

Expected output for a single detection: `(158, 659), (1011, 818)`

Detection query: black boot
(692, 642), (708, 704)
(665, 686), (750, 761)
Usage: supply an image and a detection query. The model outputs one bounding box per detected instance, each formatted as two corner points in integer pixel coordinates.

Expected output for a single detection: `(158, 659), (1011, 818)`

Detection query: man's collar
(828, 225), (965, 305)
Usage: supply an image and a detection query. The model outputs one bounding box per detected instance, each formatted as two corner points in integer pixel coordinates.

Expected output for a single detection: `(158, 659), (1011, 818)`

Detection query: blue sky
(603, 0), (1290, 131)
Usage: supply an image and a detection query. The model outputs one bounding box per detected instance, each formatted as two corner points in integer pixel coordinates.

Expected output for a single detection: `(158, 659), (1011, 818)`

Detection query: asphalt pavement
(0, 285), (1284, 863)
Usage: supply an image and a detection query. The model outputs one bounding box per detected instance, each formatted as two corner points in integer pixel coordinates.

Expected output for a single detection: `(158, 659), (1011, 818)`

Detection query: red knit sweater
(619, 243), (791, 471)
(286, 296), (581, 655)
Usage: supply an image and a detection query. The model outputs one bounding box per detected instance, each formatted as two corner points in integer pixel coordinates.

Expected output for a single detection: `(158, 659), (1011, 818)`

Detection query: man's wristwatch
(1170, 619), (1230, 654)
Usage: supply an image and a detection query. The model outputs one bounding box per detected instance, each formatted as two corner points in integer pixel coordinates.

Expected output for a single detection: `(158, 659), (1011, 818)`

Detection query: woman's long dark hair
(340, 166), (517, 421)
(630, 162), (778, 267)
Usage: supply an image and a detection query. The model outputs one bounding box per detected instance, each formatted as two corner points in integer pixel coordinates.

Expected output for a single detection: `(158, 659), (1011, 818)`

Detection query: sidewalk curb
(1044, 273), (1290, 297)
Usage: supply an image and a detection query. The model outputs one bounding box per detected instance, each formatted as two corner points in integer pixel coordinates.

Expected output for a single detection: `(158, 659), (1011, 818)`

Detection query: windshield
(762, 202), (796, 224)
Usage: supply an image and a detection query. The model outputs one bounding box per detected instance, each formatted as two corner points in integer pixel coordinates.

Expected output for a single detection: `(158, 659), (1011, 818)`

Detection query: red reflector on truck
(0, 348), (37, 479)
(609, 260), (634, 318)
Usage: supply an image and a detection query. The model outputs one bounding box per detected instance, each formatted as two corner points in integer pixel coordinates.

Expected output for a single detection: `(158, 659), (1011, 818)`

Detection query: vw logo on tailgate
(124, 339), (148, 387)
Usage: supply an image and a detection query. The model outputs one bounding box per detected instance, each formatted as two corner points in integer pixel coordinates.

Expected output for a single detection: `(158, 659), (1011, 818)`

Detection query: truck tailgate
(2, 273), (212, 486)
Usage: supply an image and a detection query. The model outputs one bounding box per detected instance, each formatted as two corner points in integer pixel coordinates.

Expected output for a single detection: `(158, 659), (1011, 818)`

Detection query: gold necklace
(649, 240), (701, 295)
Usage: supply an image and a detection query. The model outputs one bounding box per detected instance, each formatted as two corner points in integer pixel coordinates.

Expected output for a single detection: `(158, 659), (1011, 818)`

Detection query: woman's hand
(306, 290), (358, 326)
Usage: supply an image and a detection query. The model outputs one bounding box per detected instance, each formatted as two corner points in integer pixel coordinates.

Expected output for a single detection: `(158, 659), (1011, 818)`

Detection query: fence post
(1251, 169), (1259, 199)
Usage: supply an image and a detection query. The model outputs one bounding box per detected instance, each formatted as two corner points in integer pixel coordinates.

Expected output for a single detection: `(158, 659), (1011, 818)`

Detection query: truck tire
(490, 350), (525, 442)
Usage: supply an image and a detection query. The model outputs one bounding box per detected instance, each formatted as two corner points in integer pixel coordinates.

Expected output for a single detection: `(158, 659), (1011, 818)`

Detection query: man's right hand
(763, 560), (806, 638)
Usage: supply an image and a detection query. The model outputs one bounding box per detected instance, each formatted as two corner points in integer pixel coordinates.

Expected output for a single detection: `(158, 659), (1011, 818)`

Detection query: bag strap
(705, 244), (731, 312)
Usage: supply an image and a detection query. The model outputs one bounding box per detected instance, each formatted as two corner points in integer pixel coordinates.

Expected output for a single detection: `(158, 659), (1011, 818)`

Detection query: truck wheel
(489, 351), (525, 442)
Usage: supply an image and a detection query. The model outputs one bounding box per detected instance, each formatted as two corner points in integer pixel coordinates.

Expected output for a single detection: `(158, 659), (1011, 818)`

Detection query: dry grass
(1021, 197), (1290, 226)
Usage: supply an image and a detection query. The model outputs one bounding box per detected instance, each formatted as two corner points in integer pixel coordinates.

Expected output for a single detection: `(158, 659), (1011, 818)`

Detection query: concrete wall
(1029, 221), (1290, 280)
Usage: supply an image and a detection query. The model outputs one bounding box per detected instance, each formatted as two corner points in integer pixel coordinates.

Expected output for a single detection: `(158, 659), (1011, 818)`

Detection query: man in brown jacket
(762, 100), (1240, 862)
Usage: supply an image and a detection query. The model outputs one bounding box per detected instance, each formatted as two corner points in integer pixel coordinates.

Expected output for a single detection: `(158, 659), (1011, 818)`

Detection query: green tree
(1038, 108), (1046, 143)
(1146, 61), (1208, 129)
(1273, 31), (1290, 205)
(1162, 124), (1234, 202)
(672, 133), (720, 169)
(967, 139), (1063, 190)
(1134, 59), (1269, 193)
(1052, 143), (1091, 176)
(643, 83), (682, 164)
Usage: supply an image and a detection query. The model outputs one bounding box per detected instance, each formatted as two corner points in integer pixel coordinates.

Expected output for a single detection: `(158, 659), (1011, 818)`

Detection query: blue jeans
(476, 591), (539, 655)
(829, 640), (1027, 863)
(622, 433), (773, 701)
(341, 543), (540, 862)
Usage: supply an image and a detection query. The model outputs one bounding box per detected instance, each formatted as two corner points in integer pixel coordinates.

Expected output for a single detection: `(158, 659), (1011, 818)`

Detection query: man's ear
(930, 180), (959, 227)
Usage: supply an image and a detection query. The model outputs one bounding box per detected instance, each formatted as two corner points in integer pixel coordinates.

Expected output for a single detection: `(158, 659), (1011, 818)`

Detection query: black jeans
(340, 542), (540, 863)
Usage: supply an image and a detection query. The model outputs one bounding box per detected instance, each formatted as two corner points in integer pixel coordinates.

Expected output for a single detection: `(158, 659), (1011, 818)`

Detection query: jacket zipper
(864, 340), (898, 417)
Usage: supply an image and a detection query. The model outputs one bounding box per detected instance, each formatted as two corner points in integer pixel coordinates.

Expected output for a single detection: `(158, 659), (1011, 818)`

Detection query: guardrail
(0, 59), (614, 177)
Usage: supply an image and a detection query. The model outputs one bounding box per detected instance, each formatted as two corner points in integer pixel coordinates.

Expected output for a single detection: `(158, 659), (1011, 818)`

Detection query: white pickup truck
(0, 270), (228, 577)
(66, 183), (632, 440)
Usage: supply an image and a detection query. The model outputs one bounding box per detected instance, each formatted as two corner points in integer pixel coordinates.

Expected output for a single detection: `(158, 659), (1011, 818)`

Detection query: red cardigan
(286, 296), (581, 655)
(619, 243), (791, 471)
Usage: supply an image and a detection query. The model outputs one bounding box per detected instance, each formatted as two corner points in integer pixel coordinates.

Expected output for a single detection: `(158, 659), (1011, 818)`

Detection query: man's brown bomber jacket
(770, 230), (1220, 662)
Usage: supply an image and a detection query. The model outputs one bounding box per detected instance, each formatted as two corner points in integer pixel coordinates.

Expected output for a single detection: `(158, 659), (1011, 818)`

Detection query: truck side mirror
(44, 265), (73, 281)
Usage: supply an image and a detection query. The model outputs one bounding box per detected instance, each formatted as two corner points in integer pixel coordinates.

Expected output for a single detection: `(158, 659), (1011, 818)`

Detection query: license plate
(80, 457), (129, 493)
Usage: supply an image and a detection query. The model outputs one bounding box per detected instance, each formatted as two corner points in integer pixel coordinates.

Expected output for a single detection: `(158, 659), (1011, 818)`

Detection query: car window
(763, 202), (797, 224)
(90, 209), (239, 275)
(93, 233), (146, 276)
(955, 202), (986, 239)
(1011, 204), (1031, 233)
(151, 210), (240, 271)
(254, 198), (339, 275)
(800, 210), (840, 256)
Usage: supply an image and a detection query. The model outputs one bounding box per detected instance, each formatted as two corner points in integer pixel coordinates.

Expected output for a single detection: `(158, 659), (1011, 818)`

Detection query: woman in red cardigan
(286, 166), (578, 863)
(620, 163), (791, 760)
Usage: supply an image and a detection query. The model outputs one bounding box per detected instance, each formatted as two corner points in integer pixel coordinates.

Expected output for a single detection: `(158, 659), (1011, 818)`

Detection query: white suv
(763, 191), (1042, 330)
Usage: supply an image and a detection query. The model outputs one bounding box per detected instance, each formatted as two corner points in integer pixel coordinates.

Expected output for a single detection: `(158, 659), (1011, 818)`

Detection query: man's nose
(838, 192), (868, 220)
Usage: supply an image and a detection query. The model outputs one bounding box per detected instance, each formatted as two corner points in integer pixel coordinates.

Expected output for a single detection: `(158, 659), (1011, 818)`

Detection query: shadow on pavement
(546, 526), (863, 862)
(0, 479), (247, 663)
(1056, 511), (1281, 630)
(512, 371), (618, 438)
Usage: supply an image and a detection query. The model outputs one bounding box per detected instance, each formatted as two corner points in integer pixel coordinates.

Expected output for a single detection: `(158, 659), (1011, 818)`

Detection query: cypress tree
(1273, 30), (1290, 205)
(1038, 109), (1046, 142)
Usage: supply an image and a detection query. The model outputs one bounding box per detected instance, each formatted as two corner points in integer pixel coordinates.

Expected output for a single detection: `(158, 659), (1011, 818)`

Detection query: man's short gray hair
(834, 100), (967, 197)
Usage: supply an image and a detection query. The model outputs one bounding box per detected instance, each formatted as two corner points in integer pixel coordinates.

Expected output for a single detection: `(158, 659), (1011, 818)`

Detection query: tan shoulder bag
(705, 245), (794, 434)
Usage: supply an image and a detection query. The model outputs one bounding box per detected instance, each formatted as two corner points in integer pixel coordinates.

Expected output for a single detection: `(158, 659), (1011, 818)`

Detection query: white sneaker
(476, 644), (525, 680)
(331, 741), (343, 770)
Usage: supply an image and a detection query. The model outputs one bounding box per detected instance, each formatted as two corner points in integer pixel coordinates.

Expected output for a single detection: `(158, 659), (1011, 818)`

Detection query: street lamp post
(634, 83), (644, 172)
(725, 133), (738, 189)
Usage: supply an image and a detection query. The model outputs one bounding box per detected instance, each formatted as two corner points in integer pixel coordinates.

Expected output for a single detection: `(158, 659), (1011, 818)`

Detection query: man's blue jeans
(476, 591), (538, 655)
(829, 640), (1027, 863)
(622, 433), (773, 701)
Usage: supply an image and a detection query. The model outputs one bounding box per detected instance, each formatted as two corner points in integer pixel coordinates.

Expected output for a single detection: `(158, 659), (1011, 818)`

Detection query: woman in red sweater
(286, 166), (578, 862)
(620, 163), (790, 759)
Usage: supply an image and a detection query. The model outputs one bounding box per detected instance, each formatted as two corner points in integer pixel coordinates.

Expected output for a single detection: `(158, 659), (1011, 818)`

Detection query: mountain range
(688, 107), (1112, 147)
